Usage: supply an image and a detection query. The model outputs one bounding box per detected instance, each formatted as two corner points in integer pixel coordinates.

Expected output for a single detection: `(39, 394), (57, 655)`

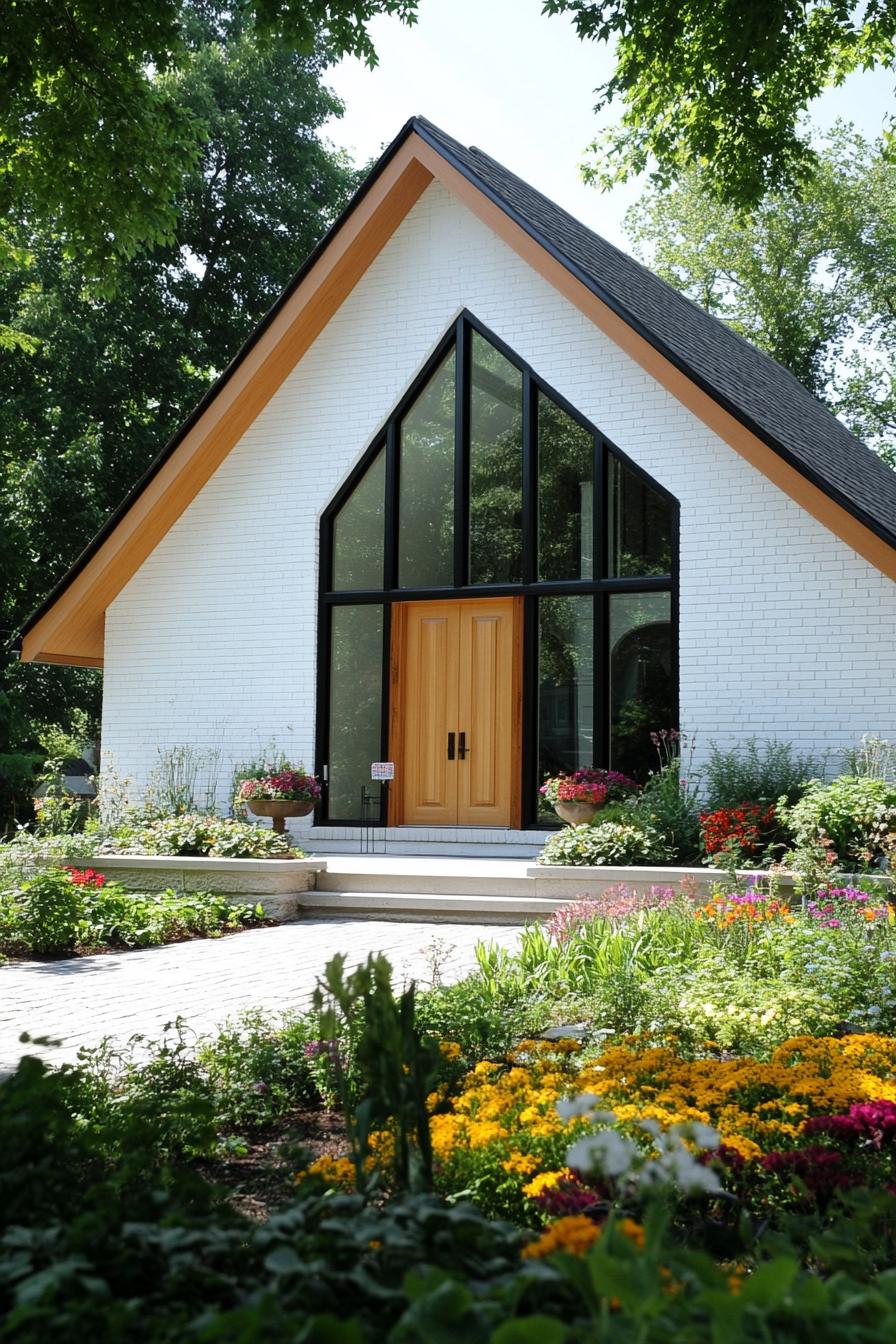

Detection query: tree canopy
(624, 126), (896, 465)
(0, 0), (415, 289)
(0, 6), (361, 821)
(544, 0), (896, 208)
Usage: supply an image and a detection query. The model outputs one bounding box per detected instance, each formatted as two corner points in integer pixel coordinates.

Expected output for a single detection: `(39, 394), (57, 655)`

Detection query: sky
(323, 0), (895, 253)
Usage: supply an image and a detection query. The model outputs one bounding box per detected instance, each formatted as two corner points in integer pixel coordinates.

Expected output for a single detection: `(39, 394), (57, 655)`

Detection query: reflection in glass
(537, 596), (594, 819)
(328, 605), (383, 819)
(609, 592), (673, 781)
(538, 392), (594, 580)
(608, 454), (673, 576)
(469, 332), (523, 584)
(398, 349), (456, 587)
(332, 448), (385, 590)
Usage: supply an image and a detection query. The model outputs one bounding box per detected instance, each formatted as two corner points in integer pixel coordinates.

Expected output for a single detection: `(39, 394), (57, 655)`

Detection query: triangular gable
(16, 118), (896, 667)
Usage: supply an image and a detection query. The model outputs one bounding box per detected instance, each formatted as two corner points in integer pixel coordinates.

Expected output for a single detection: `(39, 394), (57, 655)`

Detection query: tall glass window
(608, 455), (673, 577)
(332, 448), (385, 590)
(537, 392), (594, 581)
(398, 349), (455, 588)
(609, 592), (673, 781)
(469, 332), (523, 584)
(327, 605), (384, 819)
(537, 596), (594, 819)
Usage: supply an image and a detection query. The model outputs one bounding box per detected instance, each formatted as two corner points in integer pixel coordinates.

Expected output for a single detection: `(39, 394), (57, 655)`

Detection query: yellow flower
(298, 1154), (355, 1189)
(439, 1041), (462, 1060)
(502, 1151), (540, 1176)
(522, 1168), (574, 1199)
(522, 1215), (602, 1259)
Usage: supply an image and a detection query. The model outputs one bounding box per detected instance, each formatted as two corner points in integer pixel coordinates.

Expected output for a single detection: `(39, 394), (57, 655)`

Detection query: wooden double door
(390, 597), (522, 827)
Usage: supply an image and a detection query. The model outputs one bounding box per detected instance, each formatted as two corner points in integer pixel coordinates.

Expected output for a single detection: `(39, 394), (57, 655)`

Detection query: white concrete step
(314, 856), (537, 898)
(297, 889), (559, 924)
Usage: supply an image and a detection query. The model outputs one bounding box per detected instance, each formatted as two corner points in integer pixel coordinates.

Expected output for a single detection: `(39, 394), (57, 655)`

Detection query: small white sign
(371, 761), (395, 781)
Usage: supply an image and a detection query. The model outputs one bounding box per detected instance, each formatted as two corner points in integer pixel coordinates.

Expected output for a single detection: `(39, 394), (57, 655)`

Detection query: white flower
(567, 1129), (637, 1178)
(669, 1120), (721, 1150)
(644, 1145), (722, 1195)
(556, 1092), (608, 1121)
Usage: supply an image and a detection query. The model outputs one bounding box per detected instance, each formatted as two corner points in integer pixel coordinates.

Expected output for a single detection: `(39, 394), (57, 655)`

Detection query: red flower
(700, 803), (776, 856)
(67, 867), (106, 888)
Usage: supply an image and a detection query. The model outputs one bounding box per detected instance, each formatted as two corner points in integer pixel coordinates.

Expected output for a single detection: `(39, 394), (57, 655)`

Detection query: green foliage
(136, 812), (294, 857)
(0, 691), (41, 835)
(704, 737), (825, 810)
(416, 978), (542, 1062)
(538, 820), (665, 867)
(780, 776), (896, 868)
(625, 126), (896, 464)
(546, 1), (896, 210)
(4, 868), (82, 956)
(468, 883), (896, 1055)
(633, 764), (703, 865)
(0, 1), (415, 281)
(0, 863), (264, 957)
(311, 953), (442, 1192)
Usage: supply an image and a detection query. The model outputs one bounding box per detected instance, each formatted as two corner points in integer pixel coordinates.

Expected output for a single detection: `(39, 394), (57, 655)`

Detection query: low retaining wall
(526, 865), (799, 902)
(94, 855), (326, 922)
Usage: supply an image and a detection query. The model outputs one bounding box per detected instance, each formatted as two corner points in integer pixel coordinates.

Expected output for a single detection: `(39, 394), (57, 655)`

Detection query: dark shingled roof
(411, 115), (896, 552)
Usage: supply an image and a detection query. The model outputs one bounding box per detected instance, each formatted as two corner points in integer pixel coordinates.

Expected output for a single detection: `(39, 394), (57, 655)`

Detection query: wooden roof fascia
(19, 143), (434, 664)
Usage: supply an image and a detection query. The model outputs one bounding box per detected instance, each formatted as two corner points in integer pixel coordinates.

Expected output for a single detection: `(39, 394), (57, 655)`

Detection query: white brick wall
(102, 180), (896, 810)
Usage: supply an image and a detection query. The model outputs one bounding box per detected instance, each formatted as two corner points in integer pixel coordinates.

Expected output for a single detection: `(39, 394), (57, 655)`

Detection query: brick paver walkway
(0, 917), (524, 1075)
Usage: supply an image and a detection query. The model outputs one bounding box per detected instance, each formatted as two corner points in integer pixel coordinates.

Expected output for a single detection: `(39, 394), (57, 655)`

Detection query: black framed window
(318, 312), (678, 825)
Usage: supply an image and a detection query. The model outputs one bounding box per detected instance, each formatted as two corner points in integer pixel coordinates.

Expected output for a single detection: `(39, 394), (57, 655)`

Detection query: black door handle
(447, 732), (455, 761)
(458, 732), (468, 760)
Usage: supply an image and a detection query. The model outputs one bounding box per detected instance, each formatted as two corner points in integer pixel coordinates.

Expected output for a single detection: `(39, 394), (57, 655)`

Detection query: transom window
(318, 312), (677, 825)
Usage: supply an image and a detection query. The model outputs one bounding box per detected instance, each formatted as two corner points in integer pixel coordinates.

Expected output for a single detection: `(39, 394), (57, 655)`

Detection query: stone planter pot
(246, 798), (314, 834)
(553, 800), (603, 826)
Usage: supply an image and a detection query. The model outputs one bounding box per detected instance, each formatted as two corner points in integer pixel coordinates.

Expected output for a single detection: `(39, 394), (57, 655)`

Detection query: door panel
(457, 602), (514, 825)
(400, 603), (459, 825)
(394, 597), (521, 827)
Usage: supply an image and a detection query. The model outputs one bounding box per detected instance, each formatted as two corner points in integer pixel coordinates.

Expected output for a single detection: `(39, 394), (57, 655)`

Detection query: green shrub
(704, 736), (825, 809)
(0, 864), (263, 957)
(634, 761), (703, 863)
(537, 820), (666, 866)
(3, 868), (82, 955)
(779, 775), (896, 868)
(135, 812), (295, 857)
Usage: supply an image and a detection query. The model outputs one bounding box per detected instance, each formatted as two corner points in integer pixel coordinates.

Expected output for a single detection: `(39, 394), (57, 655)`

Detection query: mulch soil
(197, 1105), (347, 1221)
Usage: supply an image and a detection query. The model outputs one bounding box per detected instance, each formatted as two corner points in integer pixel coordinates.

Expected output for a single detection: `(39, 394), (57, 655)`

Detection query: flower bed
(300, 1032), (896, 1222)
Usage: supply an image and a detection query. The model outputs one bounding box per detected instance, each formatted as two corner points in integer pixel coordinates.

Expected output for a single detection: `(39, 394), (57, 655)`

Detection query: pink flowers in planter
(238, 769), (322, 803)
(540, 767), (639, 808)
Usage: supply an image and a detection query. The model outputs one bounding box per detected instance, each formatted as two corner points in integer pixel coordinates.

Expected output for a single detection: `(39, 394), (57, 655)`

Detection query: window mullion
(522, 372), (537, 584)
(454, 321), (470, 588)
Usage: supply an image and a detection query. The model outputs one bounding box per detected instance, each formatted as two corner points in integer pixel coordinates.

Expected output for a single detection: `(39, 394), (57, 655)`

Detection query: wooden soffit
(19, 129), (896, 667)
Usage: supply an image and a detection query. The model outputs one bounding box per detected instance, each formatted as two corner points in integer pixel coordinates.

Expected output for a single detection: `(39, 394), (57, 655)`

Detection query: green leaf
(491, 1317), (567, 1344)
(263, 1245), (302, 1274)
(739, 1256), (799, 1307)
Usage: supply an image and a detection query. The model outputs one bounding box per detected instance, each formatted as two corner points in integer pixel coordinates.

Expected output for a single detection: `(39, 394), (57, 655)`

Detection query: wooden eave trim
(19, 138), (435, 665)
(412, 140), (896, 585)
(20, 127), (896, 669)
